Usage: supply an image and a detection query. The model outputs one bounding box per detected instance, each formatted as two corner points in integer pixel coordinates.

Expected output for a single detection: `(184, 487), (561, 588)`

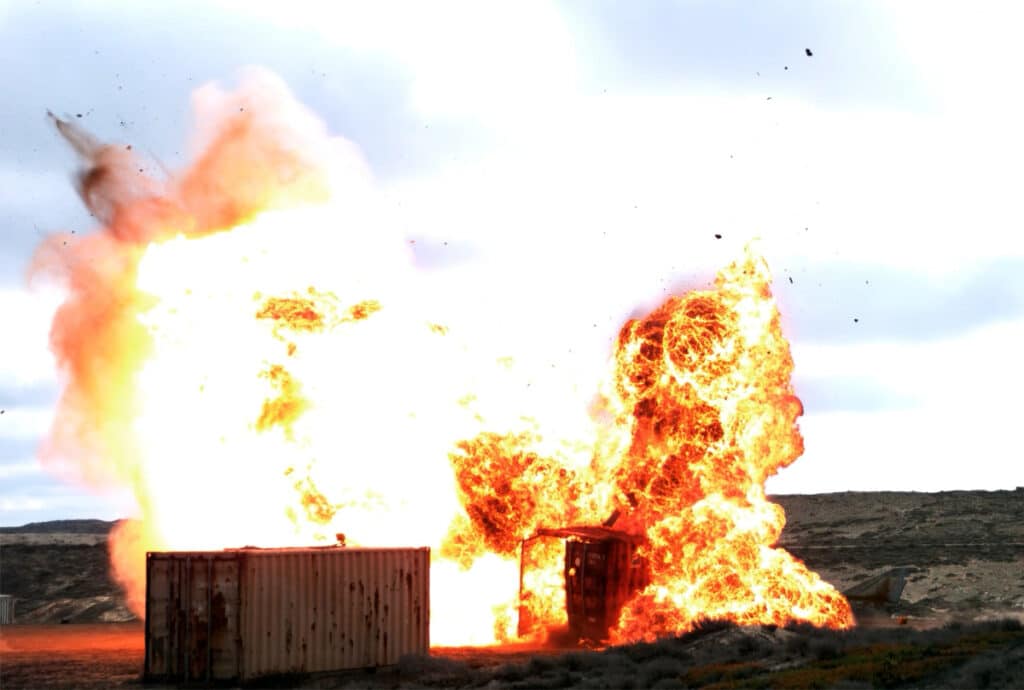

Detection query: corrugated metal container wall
(0, 594), (14, 624)
(145, 547), (429, 683)
(241, 548), (430, 677)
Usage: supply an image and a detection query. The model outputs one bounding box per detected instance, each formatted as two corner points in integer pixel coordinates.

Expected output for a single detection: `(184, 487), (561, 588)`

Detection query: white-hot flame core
(131, 208), (592, 644)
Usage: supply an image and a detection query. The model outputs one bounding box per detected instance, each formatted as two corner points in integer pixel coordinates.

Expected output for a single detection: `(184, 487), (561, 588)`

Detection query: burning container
(144, 546), (429, 683)
(521, 527), (649, 642)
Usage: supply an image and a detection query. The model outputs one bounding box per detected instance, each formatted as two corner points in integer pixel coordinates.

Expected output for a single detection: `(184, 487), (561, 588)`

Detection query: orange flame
(33, 70), (850, 647)
(447, 253), (853, 640)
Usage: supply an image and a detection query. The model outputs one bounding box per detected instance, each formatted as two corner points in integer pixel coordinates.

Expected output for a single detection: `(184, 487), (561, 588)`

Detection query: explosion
(32, 69), (852, 647)
(449, 256), (854, 641)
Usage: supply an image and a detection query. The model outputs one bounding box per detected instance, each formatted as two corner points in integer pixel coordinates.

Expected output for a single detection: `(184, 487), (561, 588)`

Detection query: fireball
(33, 69), (851, 647)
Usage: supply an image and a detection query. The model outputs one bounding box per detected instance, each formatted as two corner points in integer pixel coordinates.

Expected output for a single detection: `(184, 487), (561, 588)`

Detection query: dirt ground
(0, 623), (144, 689)
(2, 490), (1023, 688)
(3, 620), (1024, 689)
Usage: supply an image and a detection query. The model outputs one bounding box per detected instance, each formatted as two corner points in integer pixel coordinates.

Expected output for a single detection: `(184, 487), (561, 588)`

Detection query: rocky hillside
(774, 489), (1024, 623)
(2, 489), (1023, 626)
(0, 519), (119, 535)
(0, 520), (135, 623)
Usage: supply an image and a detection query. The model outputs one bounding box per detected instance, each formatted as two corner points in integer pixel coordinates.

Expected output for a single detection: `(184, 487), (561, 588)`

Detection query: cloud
(0, 168), (93, 288)
(0, 495), (47, 514)
(203, 0), (579, 123)
(0, 461), (42, 481)
(0, 441), (43, 491)
(772, 316), (1024, 493)
(777, 258), (1024, 344)
(0, 288), (62, 388)
(408, 237), (480, 270)
(884, 1), (1024, 119)
(0, 406), (54, 442)
(0, 480), (135, 525)
(384, 85), (1024, 277)
(794, 375), (918, 414)
(0, 382), (59, 409)
(0, 167), (75, 216)
(770, 401), (1018, 494)
(0, 438), (136, 527)
(559, 1), (925, 109)
(791, 317), (1024, 401)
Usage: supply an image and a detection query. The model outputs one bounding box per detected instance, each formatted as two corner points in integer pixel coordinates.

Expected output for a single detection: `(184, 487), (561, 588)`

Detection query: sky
(1, 0), (1022, 526)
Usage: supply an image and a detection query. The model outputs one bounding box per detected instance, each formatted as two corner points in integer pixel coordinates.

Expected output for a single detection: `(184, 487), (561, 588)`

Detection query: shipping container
(563, 534), (649, 641)
(0, 594), (14, 624)
(520, 526), (649, 641)
(144, 546), (429, 683)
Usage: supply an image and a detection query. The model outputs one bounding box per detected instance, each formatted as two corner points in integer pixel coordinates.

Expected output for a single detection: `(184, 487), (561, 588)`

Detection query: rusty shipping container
(144, 546), (429, 683)
(520, 526), (649, 642)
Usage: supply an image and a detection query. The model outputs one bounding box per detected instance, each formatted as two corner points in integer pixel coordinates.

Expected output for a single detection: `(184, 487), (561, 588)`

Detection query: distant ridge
(0, 518), (120, 534)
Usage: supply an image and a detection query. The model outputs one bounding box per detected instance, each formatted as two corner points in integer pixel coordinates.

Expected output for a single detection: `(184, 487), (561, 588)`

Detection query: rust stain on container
(144, 547), (429, 683)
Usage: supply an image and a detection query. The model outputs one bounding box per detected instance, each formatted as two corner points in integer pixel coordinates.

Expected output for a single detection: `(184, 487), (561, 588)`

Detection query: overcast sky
(2, 1), (1023, 526)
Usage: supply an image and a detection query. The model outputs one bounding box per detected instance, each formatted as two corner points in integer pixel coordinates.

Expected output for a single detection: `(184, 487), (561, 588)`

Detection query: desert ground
(2, 489), (1023, 688)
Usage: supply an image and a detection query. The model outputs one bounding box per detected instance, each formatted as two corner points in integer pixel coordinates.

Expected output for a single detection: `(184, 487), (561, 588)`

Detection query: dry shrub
(637, 655), (688, 687)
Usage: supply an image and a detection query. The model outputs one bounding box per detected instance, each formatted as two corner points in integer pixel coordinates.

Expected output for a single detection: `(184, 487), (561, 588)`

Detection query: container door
(184, 555), (242, 682)
(565, 540), (611, 640)
(144, 555), (172, 678)
(145, 553), (241, 683)
(581, 541), (609, 639)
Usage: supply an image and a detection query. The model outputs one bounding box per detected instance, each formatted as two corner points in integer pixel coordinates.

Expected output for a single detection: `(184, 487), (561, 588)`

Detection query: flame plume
(33, 70), (850, 646)
(449, 253), (853, 640)
(606, 254), (853, 639)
